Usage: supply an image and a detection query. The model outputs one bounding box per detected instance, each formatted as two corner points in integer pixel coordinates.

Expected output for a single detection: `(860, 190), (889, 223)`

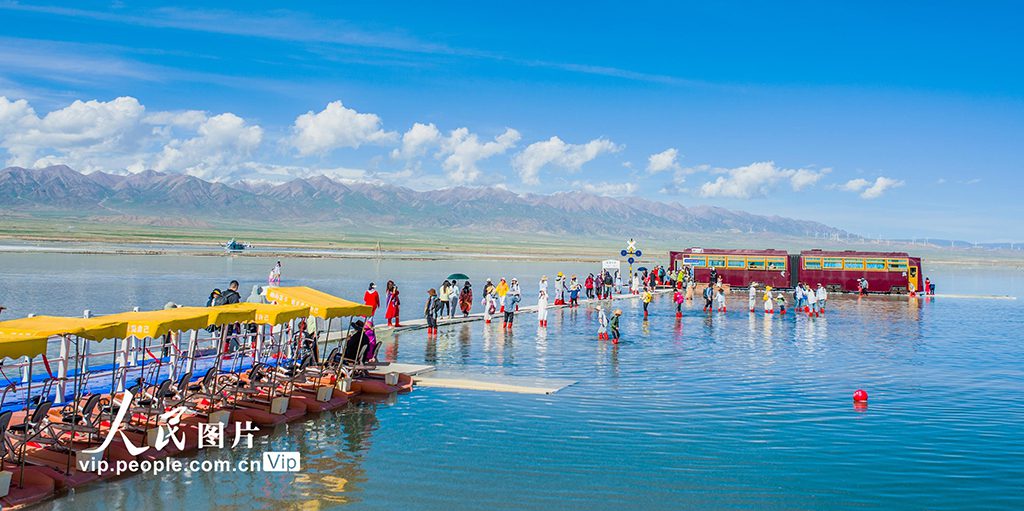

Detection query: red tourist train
(668, 248), (923, 294)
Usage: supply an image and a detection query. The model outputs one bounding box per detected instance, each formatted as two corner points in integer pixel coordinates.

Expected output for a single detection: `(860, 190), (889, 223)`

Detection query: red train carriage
(669, 248), (791, 289)
(798, 249), (922, 293)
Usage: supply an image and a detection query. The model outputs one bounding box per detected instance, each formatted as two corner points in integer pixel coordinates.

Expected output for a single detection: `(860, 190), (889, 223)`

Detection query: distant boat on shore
(223, 238), (252, 253)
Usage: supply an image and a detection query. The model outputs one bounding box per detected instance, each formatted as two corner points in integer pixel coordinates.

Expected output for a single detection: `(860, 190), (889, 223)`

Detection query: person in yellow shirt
(496, 277), (509, 312)
(642, 287), (653, 318)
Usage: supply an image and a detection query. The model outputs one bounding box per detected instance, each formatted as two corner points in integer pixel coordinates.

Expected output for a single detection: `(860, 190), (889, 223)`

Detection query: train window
(823, 258), (843, 269)
(746, 258), (765, 270)
(865, 259), (886, 270)
(844, 259), (865, 270)
(888, 259), (907, 270)
(708, 257), (726, 268)
(727, 257), (746, 268)
(686, 256), (706, 268)
(766, 258), (786, 270)
(803, 258), (822, 270)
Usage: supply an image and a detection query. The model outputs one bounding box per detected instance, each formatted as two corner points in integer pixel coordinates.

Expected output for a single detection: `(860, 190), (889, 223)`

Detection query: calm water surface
(1, 253), (1021, 510)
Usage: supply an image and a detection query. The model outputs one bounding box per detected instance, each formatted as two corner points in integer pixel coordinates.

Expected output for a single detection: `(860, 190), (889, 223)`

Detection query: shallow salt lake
(1, 253), (1022, 510)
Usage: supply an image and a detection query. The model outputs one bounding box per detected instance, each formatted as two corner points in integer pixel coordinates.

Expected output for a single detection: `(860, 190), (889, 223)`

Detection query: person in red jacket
(364, 282), (380, 317)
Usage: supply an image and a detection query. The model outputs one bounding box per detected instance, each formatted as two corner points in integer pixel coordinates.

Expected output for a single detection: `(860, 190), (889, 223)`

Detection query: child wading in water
(597, 305), (608, 340)
(673, 287), (684, 317)
(776, 293), (787, 315)
(609, 309), (622, 344)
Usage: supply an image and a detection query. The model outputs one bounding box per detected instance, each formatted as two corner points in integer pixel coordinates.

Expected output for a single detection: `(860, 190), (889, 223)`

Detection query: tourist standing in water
(424, 288), (439, 335)
(537, 276), (549, 327)
(609, 309), (622, 344)
(703, 283), (714, 312)
(482, 285), (498, 324)
(509, 278), (521, 311)
(748, 283), (758, 312)
(385, 281), (401, 327)
(763, 286), (774, 314)
(503, 291), (521, 329)
(776, 292), (787, 315)
(459, 282), (473, 317)
(806, 283), (818, 316)
(597, 304), (608, 339)
(496, 278), (509, 312)
(364, 282), (380, 317)
(673, 286), (684, 316)
(816, 283), (827, 313)
(715, 286), (726, 312)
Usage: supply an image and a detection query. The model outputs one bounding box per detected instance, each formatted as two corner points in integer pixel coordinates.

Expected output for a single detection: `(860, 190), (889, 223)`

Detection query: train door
(908, 265), (919, 292)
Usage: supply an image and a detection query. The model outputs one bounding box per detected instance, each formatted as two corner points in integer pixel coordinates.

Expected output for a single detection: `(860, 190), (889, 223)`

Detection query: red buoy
(853, 389), (868, 402)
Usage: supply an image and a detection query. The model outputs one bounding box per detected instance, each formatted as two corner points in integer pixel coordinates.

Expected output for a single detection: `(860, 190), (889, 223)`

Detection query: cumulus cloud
(512, 136), (621, 185)
(152, 113), (263, 180)
(646, 147), (681, 174)
(438, 127), (520, 183)
(2, 96), (147, 169)
(0, 95), (265, 178)
(290, 100), (396, 156)
(698, 161), (828, 199)
(391, 122), (441, 159)
(839, 176), (903, 199)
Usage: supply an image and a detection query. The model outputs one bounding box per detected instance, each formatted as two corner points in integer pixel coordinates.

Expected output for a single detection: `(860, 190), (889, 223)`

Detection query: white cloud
(0, 95), (265, 178)
(646, 147), (682, 174)
(152, 113), (263, 180)
(841, 178), (870, 192)
(391, 122), (441, 159)
(290, 100), (396, 156)
(2, 96), (149, 170)
(698, 161), (828, 199)
(859, 176), (903, 199)
(438, 127), (520, 183)
(791, 167), (829, 190)
(840, 176), (903, 199)
(512, 136), (621, 185)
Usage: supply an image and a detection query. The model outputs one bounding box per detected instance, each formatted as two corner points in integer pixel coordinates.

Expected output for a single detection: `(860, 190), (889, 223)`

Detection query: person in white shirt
(447, 282), (459, 319)
(537, 276), (549, 327)
(816, 283), (828, 313)
(597, 305), (608, 340)
(748, 283), (758, 312)
(805, 283), (818, 316)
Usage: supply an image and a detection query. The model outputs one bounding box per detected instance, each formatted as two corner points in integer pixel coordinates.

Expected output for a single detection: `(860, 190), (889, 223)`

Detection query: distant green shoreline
(2, 226), (1023, 267)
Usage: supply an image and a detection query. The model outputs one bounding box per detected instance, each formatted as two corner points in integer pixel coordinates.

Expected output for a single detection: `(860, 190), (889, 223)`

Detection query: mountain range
(0, 165), (851, 239)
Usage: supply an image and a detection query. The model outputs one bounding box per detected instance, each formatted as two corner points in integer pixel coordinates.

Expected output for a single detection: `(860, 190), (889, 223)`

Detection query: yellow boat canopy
(210, 303), (306, 326)
(251, 303), (310, 325)
(0, 315), (127, 358)
(205, 303), (257, 326)
(265, 286), (371, 319)
(102, 306), (223, 339)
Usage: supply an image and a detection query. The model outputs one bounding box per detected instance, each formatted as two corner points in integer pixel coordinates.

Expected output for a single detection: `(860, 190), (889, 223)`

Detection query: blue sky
(0, 1), (1020, 241)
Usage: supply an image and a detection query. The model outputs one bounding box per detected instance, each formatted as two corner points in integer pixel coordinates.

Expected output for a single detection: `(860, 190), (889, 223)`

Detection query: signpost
(620, 238), (642, 277)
